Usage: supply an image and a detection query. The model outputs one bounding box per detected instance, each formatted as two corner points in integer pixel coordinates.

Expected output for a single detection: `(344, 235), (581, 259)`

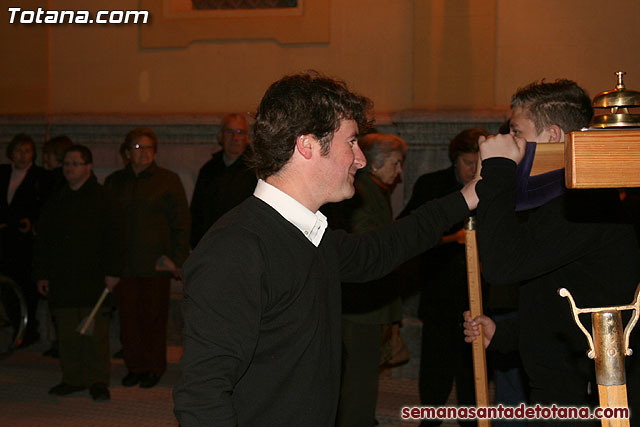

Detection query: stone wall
(0, 109), (507, 206)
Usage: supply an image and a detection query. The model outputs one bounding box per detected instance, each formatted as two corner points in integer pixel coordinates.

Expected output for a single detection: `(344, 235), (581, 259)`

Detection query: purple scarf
(515, 142), (566, 211)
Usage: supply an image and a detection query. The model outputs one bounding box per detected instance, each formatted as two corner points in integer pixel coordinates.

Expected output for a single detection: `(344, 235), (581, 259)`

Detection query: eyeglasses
(63, 161), (88, 167)
(223, 128), (248, 137)
(133, 143), (155, 151)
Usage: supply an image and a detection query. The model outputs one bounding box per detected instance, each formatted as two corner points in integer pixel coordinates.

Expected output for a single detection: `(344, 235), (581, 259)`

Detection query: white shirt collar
(253, 179), (327, 247)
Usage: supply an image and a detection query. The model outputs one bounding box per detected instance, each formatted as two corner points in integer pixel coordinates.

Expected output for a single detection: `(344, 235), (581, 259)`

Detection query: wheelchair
(0, 273), (28, 359)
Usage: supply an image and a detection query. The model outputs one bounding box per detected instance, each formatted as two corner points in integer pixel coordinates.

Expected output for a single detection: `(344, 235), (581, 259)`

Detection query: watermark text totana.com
(8, 7), (149, 24)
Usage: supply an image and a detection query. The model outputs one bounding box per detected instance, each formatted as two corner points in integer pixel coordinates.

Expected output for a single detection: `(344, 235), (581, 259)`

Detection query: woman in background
(0, 134), (52, 347)
(326, 132), (407, 427)
(400, 127), (488, 427)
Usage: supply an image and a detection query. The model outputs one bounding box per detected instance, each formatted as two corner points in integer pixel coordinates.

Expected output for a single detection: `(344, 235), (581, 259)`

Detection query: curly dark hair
(250, 71), (374, 179)
(511, 79), (593, 134)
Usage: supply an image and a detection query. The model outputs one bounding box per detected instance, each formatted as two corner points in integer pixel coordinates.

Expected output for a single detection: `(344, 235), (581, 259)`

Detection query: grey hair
(359, 133), (407, 172)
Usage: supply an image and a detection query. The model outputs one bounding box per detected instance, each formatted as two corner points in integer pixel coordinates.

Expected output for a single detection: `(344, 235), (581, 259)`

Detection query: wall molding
(0, 109), (508, 206)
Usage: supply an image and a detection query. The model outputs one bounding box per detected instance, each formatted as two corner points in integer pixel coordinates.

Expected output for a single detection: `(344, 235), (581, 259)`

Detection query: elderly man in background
(190, 113), (256, 248)
(105, 128), (190, 389)
(35, 145), (120, 402)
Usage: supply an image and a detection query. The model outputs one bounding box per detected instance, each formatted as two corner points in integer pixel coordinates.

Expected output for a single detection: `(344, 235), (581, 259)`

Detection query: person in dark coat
(40, 134), (74, 358)
(105, 127), (190, 389)
(34, 145), (121, 402)
(0, 133), (52, 347)
(190, 113), (256, 248)
(400, 127), (488, 427)
(42, 135), (73, 186)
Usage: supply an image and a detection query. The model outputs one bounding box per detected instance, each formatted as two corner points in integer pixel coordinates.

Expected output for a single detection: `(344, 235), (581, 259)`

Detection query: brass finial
(616, 71), (627, 91)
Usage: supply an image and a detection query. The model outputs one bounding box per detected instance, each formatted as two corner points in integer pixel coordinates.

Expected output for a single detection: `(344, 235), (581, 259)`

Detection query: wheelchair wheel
(0, 274), (28, 359)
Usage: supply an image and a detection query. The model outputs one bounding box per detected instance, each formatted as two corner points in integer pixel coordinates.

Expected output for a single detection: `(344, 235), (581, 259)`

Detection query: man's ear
(548, 125), (565, 143)
(295, 135), (314, 159)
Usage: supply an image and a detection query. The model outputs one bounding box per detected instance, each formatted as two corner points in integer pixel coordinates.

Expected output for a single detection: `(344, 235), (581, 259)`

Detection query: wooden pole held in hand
(465, 217), (491, 427)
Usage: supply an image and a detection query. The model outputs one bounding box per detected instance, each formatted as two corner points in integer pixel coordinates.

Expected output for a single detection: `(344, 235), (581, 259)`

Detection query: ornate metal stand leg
(559, 285), (640, 427)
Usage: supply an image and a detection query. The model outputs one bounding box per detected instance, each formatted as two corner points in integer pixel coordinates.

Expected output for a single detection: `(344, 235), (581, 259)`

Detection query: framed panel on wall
(140, 0), (330, 48)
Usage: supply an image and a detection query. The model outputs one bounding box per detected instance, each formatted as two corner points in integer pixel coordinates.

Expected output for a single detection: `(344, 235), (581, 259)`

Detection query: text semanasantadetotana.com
(402, 404), (629, 421)
(8, 7), (149, 24)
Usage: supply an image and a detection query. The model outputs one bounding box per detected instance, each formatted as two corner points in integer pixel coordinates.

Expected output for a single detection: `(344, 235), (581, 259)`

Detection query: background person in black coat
(189, 113), (257, 248)
(40, 134), (74, 358)
(400, 127), (488, 427)
(35, 145), (121, 402)
(0, 133), (52, 347)
(42, 135), (73, 186)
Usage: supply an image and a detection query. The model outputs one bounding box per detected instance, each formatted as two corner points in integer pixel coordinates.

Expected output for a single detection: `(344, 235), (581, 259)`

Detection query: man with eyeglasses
(189, 113), (257, 248)
(35, 145), (120, 401)
(104, 127), (190, 389)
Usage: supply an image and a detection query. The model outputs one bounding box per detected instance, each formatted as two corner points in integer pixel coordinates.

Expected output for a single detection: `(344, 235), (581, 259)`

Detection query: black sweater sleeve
(338, 190), (470, 282)
(174, 226), (264, 426)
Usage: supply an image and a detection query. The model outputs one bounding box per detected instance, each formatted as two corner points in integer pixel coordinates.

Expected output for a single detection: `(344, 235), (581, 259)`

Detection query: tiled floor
(0, 346), (179, 427)
(0, 304), (469, 426)
(0, 345), (458, 427)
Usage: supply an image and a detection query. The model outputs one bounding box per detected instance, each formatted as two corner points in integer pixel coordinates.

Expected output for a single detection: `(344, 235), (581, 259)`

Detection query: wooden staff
(464, 217), (490, 426)
(594, 311), (629, 427)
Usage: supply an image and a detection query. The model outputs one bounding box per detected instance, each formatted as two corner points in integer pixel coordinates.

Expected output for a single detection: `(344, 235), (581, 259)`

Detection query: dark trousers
(336, 319), (382, 427)
(118, 277), (169, 376)
(419, 315), (477, 427)
(53, 307), (110, 386)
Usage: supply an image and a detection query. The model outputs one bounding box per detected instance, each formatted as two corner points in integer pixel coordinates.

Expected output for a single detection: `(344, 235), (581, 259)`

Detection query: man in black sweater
(173, 72), (514, 426)
(464, 80), (640, 425)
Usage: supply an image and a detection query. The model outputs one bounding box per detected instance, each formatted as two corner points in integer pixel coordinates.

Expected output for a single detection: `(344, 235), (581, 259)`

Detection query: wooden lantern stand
(561, 128), (640, 426)
(558, 285), (640, 427)
(533, 129), (640, 426)
(465, 128), (640, 426)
